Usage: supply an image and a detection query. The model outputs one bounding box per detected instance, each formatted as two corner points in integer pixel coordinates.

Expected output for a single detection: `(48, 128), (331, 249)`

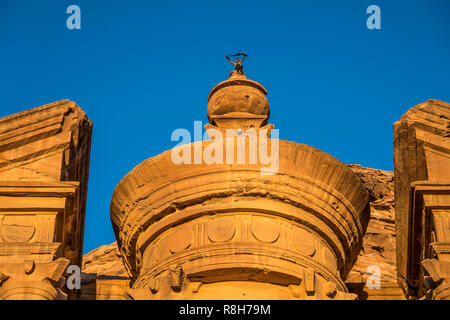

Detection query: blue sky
(1, 0), (449, 253)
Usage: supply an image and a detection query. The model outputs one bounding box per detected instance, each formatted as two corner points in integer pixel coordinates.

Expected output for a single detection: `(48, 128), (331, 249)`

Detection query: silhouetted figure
(226, 53), (247, 75)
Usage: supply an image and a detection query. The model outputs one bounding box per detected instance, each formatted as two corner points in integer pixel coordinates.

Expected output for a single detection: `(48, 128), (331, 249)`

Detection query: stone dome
(207, 73), (270, 124)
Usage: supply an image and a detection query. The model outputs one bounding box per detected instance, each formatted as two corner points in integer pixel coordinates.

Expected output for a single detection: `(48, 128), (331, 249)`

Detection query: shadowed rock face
(346, 165), (396, 284)
(82, 165), (397, 286)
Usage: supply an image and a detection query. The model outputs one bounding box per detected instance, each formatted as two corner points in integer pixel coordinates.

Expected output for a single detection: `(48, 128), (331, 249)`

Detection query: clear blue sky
(1, 1), (449, 253)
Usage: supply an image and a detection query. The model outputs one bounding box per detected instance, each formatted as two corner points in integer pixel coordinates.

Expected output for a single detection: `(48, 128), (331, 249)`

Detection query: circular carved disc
(292, 227), (316, 257)
(168, 228), (193, 254)
(0, 216), (35, 243)
(207, 217), (236, 243)
(251, 217), (280, 243)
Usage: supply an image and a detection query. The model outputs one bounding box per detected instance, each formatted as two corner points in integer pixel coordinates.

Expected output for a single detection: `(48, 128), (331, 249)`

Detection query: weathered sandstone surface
(346, 165), (396, 284)
(82, 243), (127, 277)
(82, 165), (397, 284)
(0, 99), (92, 299)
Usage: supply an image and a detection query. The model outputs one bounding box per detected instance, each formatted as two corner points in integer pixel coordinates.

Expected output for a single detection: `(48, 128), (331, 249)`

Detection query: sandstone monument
(0, 100), (92, 299)
(0, 63), (448, 300)
(110, 70), (370, 300)
(393, 99), (450, 300)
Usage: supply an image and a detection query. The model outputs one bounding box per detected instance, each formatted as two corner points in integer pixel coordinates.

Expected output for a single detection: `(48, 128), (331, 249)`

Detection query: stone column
(421, 203), (450, 300)
(0, 259), (69, 300)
